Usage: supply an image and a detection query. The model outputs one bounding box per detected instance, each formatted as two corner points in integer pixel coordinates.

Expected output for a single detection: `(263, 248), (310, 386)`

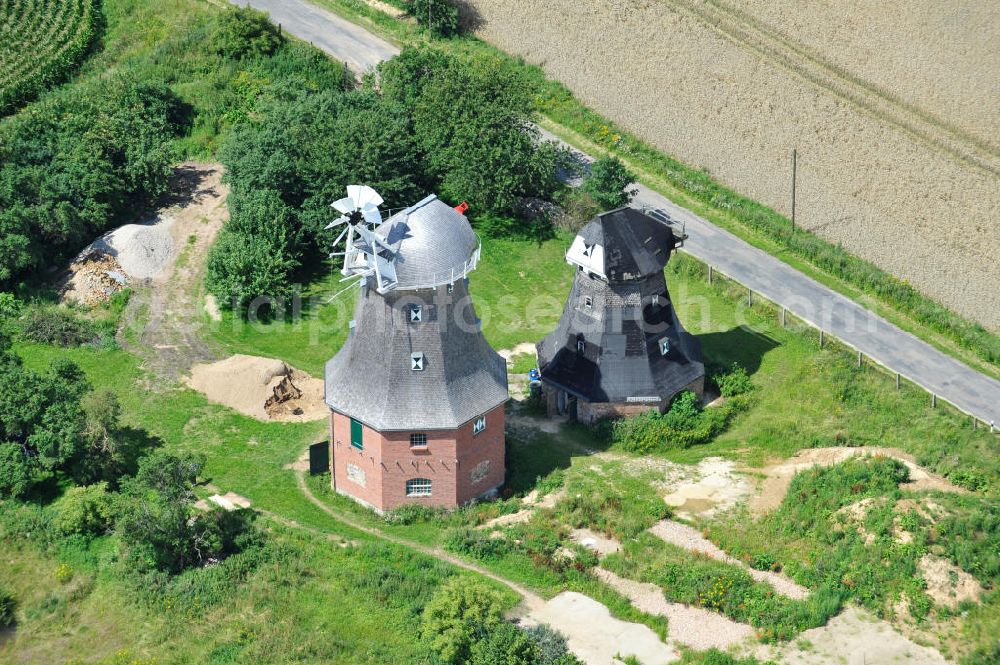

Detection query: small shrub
(53, 482), (114, 536)
(0, 586), (13, 627)
(406, 0), (461, 36)
(18, 308), (99, 347)
(214, 7), (284, 59)
(469, 621), (539, 665)
(714, 363), (754, 397)
(442, 527), (510, 560)
(583, 156), (637, 210)
(421, 576), (506, 663)
(383, 504), (446, 525)
(522, 624), (571, 664)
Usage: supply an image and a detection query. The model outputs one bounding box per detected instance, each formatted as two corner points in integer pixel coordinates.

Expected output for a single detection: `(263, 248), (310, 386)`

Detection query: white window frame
(659, 337), (670, 356)
(411, 352), (425, 371)
(410, 433), (428, 448)
(576, 336), (586, 353)
(473, 416), (487, 435)
(406, 478), (432, 497)
(584, 295), (593, 310)
(447, 283), (455, 294)
(410, 304), (422, 323)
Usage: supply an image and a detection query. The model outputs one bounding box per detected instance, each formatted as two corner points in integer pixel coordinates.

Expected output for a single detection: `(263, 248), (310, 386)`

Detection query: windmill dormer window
(411, 352), (425, 371)
(447, 283), (455, 294)
(410, 304), (422, 323)
(659, 338), (670, 356)
(584, 296), (593, 310)
(576, 335), (586, 353)
(473, 416), (486, 435)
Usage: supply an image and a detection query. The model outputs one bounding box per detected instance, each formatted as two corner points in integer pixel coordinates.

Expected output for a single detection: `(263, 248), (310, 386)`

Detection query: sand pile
(90, 214), (176, 280)
(186, 354), (327, 422)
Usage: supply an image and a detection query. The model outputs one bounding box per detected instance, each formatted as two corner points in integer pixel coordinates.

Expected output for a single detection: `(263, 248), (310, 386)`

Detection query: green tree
(583, 156), (637, 210)
(115, 451), (208, 573)
(380, 47), (562, 221)
(421, 576), (506, 663)
(406, 0), (461, 37)
(214, 7), (284, 59)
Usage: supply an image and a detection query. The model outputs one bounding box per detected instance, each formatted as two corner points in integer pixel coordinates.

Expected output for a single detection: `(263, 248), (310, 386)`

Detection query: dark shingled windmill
(536, 207), (705, 423)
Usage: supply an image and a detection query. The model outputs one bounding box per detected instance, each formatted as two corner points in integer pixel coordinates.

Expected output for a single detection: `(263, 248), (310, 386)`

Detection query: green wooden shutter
(350, 418), (363, 449)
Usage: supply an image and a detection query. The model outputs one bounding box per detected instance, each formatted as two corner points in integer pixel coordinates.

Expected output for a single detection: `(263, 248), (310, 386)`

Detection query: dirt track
(117, 163), (228, 380)
(464, 0), (1000, 330)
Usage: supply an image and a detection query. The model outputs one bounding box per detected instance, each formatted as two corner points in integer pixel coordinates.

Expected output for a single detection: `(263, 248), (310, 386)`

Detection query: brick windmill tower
(324, 187), (508, 512)
(536, 206), (704, 424)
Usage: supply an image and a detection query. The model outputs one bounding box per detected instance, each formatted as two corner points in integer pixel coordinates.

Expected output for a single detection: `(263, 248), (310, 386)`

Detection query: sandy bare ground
(648, 519), (809, 600)
(521, 592), (679, 665)
(594, 568), (755, 652)
(117, 163), (228, 379)
(658, 457), (753, 520)
(750, 447), (965, 515)
(748, 605), (951, 665)
(186, 354), (327, 423)
(464, 0), (1000, 329)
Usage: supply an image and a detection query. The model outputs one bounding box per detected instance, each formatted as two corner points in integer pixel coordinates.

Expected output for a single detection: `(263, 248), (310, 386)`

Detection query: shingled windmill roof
(375, 195), (480, 291)
(565, 207), (677, 282)
(537, 207), (703, 405)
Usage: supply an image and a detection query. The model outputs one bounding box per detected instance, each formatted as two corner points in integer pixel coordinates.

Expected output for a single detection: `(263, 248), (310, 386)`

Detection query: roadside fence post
(781, 307), (786, 327)
(708, 265), (713, 286)
(748, 288), (753, 307)
(931, 394), (937, 408)
(858, 350), (863, 368)
(819, 329), (824, 348)
(895, 373), (900, 390)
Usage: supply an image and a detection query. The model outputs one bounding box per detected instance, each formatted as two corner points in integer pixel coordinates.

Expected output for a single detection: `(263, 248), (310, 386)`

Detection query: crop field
(463, 0), (1000, 331)
(0, 0), (99, 114)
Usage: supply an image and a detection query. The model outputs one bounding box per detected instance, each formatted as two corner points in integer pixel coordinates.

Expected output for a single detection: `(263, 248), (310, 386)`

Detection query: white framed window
(447, 283), (455, 294)
(584, 296), (593, 310)
(406, 478), (432, 497)
(659, 338), (670, 356)
(473, 416), (486, 435)
(410, 433), (427, 448)
(409, 304), (422, 323)
(411, 352), (425, 371)
(576, 336), (586, 353)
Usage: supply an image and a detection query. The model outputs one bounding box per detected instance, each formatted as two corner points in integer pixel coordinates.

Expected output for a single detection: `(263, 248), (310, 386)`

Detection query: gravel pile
(594, 568), (755, 651)
(648, 520), (809, 600)
(89, 214), (176, 280)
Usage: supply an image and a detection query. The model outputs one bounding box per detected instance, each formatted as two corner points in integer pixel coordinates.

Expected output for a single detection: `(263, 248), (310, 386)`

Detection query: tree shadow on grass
(698, 325), (780, 376)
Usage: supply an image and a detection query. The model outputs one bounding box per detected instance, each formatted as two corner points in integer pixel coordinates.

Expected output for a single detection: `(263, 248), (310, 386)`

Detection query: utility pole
(791, 148), (797, 233)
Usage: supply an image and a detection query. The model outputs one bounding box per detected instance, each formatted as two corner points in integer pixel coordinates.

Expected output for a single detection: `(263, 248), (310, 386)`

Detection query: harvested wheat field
(465, 0), (1000, 329)
(186, 354), (327, 422)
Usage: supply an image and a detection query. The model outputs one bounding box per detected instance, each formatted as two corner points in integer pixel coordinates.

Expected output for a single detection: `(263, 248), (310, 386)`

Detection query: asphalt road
(228, 0), (1000, 426)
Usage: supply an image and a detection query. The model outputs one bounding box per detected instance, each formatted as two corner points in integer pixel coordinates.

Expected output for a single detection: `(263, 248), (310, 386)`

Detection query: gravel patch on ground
(648, 520), (809, 600)
(659, 457), (753, 520)
(594, 568), (755, 652)
(750, 447), (965, 515)
(464, 0), (1000, 329)
(88, 215), (176, 279)
(521, 591), (678, 665)
(748, 605), (950, 665)
(186, 354), (327, 422)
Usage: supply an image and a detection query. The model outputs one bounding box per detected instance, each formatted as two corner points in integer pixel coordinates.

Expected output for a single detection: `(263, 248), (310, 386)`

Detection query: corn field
(0, 0), (98, 114)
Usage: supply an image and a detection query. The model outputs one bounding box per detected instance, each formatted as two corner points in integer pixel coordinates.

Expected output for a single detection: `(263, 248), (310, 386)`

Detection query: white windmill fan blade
(331, 225), (349, 247)
(332, 197), (356, 214)
(324, 215), (349, 230)
(361, 204), (382, 226)
(347, 185), (383, 209)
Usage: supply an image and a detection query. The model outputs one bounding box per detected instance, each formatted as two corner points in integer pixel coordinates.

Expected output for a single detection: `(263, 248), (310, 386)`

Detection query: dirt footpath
(118, 163), (228, 380)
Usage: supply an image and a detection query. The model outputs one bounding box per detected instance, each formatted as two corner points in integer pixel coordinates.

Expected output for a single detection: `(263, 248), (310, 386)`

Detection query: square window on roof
(411, 353), (425, 371)
(410, 305), (422, 323)
(659, 338), (670, 356)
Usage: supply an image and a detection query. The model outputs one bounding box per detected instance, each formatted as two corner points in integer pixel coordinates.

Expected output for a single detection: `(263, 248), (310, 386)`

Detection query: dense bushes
(214, 6), (284, 59)
(421, 576), (580, 664)
(53, 482), (114, 536)
(0, 74), (184, 289)
(16, 307), (102, 347)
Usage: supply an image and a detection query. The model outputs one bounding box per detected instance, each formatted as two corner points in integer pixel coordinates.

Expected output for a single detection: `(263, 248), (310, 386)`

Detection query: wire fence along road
(230, 0), (1000, 428)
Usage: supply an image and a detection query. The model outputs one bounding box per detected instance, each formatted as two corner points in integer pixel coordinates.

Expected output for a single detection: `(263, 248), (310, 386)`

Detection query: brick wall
(330, 403), (506, 512)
